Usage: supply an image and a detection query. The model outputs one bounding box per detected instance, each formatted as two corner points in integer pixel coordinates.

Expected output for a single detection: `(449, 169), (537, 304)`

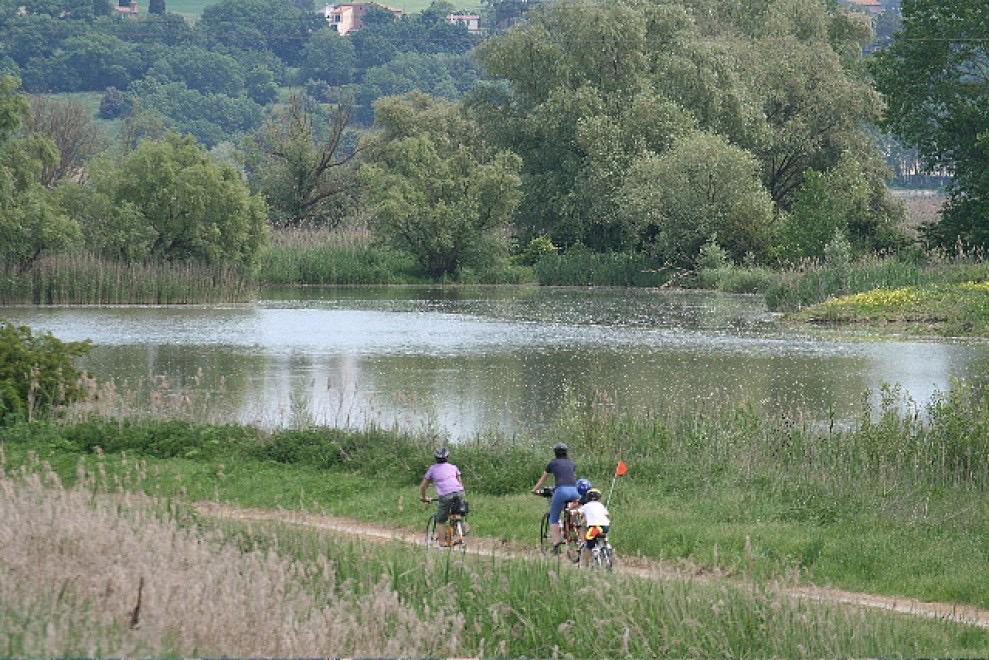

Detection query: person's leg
(435, 495), (452, 545)
(549, 490), (565, 549)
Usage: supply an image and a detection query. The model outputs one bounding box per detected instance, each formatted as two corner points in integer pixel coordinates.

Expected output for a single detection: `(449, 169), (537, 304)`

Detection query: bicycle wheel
(453, 520), (466, 555)
(599, 544), (614, 571)
(539, 513), (550, 554)
(564, 522), (581, 563)
(425, 515), (437, 549)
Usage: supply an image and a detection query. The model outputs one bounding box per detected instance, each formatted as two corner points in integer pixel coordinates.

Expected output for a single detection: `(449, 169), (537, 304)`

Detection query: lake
(4, 286), (988, 439)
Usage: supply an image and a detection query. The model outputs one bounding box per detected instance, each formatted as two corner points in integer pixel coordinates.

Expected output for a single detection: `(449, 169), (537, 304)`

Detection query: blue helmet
(576, 478), (592, 496)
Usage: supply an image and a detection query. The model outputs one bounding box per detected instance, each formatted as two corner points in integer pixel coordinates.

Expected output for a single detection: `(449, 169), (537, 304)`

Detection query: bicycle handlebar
(533, 487), (554, 498)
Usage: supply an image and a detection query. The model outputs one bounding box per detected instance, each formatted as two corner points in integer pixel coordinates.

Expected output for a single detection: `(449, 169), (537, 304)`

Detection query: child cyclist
(578, 488), (610, 565)
(419, 447), (465, 546)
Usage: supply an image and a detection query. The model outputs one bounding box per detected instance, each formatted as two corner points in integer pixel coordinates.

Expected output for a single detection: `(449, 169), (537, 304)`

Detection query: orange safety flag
(615, 460), (628, 477)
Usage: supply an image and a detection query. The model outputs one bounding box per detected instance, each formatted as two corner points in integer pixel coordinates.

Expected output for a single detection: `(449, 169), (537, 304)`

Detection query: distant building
(323, 2), (403, 35)
(115, 0), (139, 15)
(447, 12), (481, 34)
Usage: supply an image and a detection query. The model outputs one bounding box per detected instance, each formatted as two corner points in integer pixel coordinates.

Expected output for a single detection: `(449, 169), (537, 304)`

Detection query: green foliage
(356, 52), (479, 122)
(199, 0), (320, 65)
(128, 80), (263, 147)
(0, 323), (90, 422)
(145, 45), (245, 97)
(22, 33), (143, 93)
(0, 76), (82, 270)
(243, 95), (357, 228)
(258, 242), (424, 285)
(149, 0), (165, 14)
(361, 93), (522, 277)
(98, 86), (131, 119)
(471, 0), (893, 258)
(823, 230), (853, 294)
(872, 0), (989, 249)
(515, 235), (557, 267)
(0, 252), (257, 304)
(621, 132), (775, 266)
(60, 133), (268, 267)
(299, 29), (355, 86)
(244, 66), (278, 105)
(775, 154), (904, 262)
(533, 248), (669, 287)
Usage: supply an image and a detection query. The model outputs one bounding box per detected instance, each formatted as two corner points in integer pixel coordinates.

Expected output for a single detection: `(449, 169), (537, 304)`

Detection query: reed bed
(534, 251), (671, 287)
(0, 253), (256, 305)
(258, 227), (425, 285)
(2, 458), (986, 656)
(0, 458), (459, 657)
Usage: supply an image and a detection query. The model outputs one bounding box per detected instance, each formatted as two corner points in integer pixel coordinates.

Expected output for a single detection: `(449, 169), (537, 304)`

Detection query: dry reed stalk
(0, 462), (462, 656)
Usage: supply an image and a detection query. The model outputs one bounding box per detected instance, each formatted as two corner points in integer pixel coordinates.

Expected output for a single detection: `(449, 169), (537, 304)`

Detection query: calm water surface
(3, 287), (988, 439)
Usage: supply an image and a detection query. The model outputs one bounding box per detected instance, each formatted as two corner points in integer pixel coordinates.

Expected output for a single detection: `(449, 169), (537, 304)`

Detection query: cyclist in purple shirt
(531, 442), (579, 553)
(419, 447), (465, 545)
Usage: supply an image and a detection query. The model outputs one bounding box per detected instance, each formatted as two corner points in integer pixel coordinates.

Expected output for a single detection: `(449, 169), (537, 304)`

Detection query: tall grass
(766, 252), (989, 310)
(534, 251), (672, 286)
(0, 253), (256, 305)
(258, 227), (426, 285)
(2, 459), (986, 656)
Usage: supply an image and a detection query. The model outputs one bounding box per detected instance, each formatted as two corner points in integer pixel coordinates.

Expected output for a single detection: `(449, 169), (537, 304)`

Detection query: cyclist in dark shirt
(531, 442), (579, 552)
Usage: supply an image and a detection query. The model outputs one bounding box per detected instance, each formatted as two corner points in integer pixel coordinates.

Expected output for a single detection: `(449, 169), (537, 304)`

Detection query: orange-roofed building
(323, 2), (403, 35)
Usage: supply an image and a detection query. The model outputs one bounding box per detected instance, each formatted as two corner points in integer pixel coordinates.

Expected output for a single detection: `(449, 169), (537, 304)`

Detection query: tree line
(1, 0), (986, 282)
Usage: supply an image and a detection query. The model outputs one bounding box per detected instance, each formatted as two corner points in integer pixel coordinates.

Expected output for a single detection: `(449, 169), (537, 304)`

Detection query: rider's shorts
(435, 490), (465, 523)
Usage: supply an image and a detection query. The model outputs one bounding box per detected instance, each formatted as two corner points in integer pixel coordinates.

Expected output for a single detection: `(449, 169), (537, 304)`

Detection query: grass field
(3, 461), (987, 656)
(5, 380), (989, 611)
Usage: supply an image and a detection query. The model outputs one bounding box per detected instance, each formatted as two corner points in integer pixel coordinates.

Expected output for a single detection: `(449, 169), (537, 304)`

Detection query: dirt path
(195, 501), (989, 630)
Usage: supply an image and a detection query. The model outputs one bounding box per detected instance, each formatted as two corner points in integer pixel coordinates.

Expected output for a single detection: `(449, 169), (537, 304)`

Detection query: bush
(534, 250), (670, 287)
(0, 324), (90, 422)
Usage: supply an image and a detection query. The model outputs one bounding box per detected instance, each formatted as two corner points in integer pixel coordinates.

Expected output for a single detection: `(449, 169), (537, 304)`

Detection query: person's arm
(456, 469), (464, 493)
(532, 471), (550, 493)
(419, 477), (430, 503)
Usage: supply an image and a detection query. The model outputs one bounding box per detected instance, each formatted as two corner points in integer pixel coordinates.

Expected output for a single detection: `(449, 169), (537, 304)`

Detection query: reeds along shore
(0, 253), (256, 305)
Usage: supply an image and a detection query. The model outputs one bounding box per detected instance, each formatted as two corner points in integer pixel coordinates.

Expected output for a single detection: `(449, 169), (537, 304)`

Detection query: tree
(92, 0), (111, 16)
(471, 0), (898, 255)
(872, 0), (989, 248)
(0, 76), (81, 270)
(0, 324), (90, 422)
(99, 86), (132, 119)
(66, 133), (268, 266)
(145, 46), (245, 97)
(149, 0), (165, 14)
(24, 33), (142, 92)
(300, 28), (356, 86)
(245, 66), (279, 105)
(620, 132), (775, 266)
(199, 0), (321, 65)
(244, 94), (358, 228)
(360, 93), (522, 277)
(24, 95), (107, 187)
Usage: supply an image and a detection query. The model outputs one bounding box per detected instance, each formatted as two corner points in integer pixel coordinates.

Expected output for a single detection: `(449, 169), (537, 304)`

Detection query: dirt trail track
(195, 501), (989, 630)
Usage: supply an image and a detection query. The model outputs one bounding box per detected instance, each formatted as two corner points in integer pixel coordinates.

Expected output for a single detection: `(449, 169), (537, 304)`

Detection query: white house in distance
(446, 12), (481, 34)
(115, 0), (138, 16)
(323, 2), (403, 35)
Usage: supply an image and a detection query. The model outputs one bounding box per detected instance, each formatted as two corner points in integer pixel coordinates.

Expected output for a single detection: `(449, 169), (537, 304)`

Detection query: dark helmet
(552, 442), (568, 457)
(576, 478), (592, 496)
(433, 447), (450, 462)
(587, 488), (602, 501)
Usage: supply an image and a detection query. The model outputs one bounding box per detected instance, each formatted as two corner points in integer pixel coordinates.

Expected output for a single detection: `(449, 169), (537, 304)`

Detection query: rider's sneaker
(551, 542), (563, 556)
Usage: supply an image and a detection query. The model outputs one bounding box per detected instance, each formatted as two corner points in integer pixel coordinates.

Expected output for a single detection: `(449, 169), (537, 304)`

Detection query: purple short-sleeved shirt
(423, 462), (462, 496)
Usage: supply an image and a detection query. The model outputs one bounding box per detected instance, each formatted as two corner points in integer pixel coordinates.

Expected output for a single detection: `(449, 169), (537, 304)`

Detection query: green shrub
(0, 324), (90, 422)
(534, 250), (670, 287)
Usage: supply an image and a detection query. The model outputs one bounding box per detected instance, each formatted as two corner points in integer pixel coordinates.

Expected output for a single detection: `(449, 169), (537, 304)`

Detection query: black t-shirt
(545, 458), (577, 487)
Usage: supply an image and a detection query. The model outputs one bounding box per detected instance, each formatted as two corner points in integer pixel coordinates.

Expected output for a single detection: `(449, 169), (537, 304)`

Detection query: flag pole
(606, 472), (618, 508)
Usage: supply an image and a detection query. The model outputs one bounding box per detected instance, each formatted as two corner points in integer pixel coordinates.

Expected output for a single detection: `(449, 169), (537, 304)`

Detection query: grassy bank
(792, 281), (989, 335)
(5, 464), (985, 656)
(533, 251), (671, 287)
(5, 384), (989, 609)
(0, 253), (256, 304)
(693, 253), (989, 311)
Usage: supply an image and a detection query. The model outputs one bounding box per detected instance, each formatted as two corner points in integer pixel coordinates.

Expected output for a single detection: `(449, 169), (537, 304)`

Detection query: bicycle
(534, 486), (581, 562)
(579, 528), (615, 571)
(424, 496), (468, 554)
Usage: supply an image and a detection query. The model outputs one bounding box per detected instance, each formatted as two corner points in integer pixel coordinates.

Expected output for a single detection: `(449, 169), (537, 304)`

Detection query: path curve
(194, 501), (989, 630)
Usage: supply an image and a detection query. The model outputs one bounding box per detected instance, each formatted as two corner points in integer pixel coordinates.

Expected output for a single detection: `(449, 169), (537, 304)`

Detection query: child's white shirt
(579, 501), (610, 526)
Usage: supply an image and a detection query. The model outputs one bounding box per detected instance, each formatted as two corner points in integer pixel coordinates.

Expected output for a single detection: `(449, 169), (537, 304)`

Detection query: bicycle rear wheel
(564, 522), (581, 563)
(453, 520), (466, 555)
(539, 513), (550, 554)
(424, 515), (437, 549)
(599, 544), (614, 571)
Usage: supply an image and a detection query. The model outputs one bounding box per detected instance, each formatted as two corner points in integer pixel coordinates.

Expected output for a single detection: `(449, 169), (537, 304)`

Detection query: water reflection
(2, 287), (988, 438)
